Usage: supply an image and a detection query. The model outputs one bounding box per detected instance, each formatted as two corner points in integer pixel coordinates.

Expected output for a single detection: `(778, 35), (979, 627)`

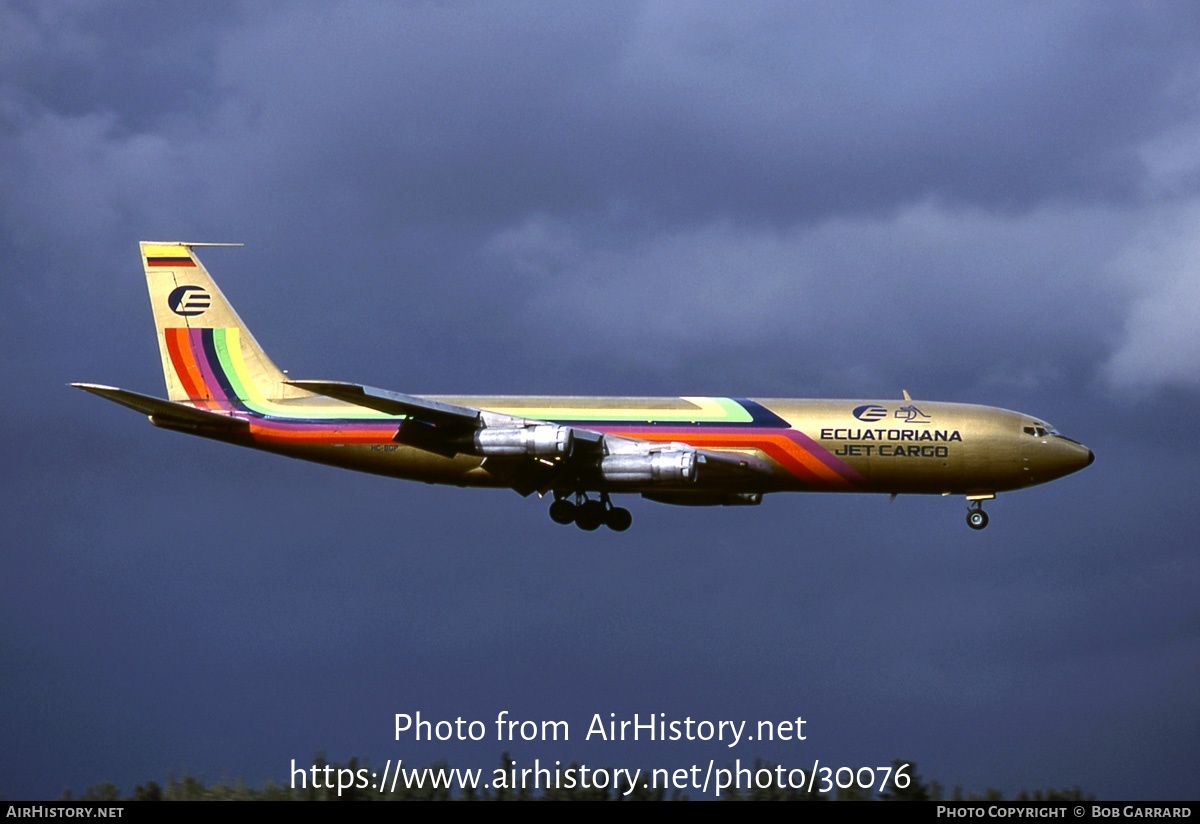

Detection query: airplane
(73, 242), (1094, 532)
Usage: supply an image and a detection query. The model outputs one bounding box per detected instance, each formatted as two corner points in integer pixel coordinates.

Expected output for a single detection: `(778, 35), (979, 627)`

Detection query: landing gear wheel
(549, 499), (576, 525)
(604, 507), (632, 532)
(575, 500), (605, 531)
(966, 508), (989, 530)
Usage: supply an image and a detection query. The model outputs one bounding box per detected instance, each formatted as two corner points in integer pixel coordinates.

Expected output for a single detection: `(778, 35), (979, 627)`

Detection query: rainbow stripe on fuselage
(166, 326), (863, 489)
(165, 327), (399, 445)
(481, 399), (863, 489)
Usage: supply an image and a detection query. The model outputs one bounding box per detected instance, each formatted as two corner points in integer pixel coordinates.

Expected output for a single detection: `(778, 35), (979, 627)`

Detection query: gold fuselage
(226, 396), (1092, 498)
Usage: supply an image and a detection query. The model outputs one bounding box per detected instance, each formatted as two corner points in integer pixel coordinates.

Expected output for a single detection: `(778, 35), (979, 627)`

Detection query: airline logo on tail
(168, 285), (212, 316)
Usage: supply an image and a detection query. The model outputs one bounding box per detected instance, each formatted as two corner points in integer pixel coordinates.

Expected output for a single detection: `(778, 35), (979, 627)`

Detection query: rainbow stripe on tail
(141, 242), (297, 406)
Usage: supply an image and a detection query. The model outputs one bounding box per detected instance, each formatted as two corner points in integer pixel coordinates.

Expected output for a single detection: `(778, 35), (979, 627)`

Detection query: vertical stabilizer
(141, 242), (295, 406)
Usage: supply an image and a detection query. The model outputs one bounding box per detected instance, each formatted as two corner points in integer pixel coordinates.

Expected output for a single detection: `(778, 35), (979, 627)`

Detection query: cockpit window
(1024, 421), (1060, 438)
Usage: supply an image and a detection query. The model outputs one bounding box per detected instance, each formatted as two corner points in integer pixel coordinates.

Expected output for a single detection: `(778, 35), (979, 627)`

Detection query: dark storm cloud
(11, 2), (1200, 246)
(195, 2), (1200, 229)
(490, 203), (1134, 396)
(7, 1), (1200, 392)
(0, 1), (238, 129)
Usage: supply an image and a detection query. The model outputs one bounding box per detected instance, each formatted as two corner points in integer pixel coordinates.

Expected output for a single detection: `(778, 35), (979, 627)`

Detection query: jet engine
(474, 425), (574, 457)
(599, 450), (697, 484)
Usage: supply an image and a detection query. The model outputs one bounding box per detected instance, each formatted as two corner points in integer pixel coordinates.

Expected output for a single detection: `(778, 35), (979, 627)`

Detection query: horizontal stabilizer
(71, 383), (247, 434)
(287, 380), (480, 428)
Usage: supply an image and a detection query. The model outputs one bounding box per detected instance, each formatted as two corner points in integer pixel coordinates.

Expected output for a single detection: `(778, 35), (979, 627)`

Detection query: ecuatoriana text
(820, 428), (963, 442)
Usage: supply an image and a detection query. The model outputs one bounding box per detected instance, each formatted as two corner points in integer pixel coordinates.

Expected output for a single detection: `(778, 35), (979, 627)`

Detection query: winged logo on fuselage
(895, 404), (932, 424)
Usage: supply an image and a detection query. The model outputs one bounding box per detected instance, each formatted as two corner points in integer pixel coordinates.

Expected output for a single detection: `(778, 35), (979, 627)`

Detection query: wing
(287, 380), (481, 458)
(290, 380), (775, 496)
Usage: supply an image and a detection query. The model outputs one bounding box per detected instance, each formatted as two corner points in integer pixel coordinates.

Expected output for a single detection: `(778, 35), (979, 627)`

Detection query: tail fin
(142, 242), (298, 407)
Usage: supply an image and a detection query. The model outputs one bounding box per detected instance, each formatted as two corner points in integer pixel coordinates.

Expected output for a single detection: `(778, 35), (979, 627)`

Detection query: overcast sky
(2, 1), (1198, 800)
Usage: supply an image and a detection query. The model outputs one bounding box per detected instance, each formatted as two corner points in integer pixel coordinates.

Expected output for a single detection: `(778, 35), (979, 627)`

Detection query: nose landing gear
(548, 492), (632, 532)
(966, 499), (989, 530)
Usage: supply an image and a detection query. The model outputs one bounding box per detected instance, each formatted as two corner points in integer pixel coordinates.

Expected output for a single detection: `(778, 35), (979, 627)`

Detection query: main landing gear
(966, 500), (990, 530)
(548, 492), (632, 532)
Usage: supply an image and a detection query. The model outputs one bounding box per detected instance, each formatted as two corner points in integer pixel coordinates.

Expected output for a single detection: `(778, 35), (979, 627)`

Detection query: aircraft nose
(1066, 441), (1094, 475)
(1066, 441), (1094, 473)
(1028, 436), (1093, 484)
